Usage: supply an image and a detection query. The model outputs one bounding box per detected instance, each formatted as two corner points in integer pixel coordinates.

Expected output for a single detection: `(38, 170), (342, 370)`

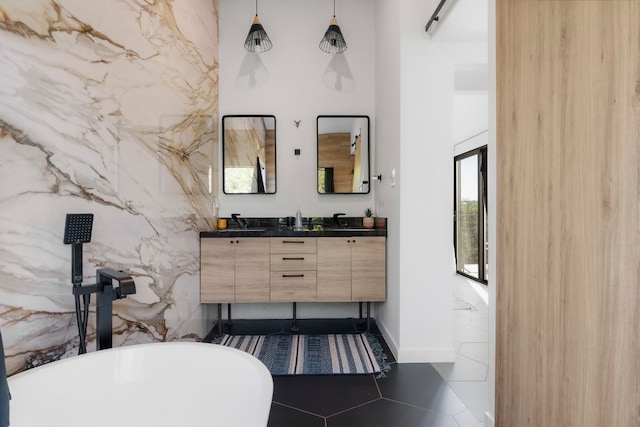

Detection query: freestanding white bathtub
(7, 342), (273, 426)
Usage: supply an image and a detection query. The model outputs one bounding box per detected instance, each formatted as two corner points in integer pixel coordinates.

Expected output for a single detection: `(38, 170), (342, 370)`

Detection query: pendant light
(319, 0), (347, 54)
(244, 0), (272, 53)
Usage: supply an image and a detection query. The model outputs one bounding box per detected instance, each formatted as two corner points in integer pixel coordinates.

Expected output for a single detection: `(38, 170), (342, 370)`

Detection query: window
(454, 146), (488, 284)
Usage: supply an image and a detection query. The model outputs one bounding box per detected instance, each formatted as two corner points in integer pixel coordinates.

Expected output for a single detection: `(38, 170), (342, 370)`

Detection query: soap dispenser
(294, 209), (303, 231)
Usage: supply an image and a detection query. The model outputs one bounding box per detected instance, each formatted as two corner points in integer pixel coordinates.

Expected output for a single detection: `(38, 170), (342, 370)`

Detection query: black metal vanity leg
(290, 302), (299, 332)
(217, 303), (222, 337)
(226, 303), (233, 326)
(366, 302), (371, 333)
(357, 302), (365, 324)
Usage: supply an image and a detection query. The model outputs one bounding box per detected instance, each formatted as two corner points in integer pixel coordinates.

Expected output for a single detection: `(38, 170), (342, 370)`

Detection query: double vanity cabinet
(200, 227), (386, 306)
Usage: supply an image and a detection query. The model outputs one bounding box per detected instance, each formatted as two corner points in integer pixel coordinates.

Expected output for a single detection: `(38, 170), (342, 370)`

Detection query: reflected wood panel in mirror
(317, 116), (370, 194)
(222, 115), (276, 194)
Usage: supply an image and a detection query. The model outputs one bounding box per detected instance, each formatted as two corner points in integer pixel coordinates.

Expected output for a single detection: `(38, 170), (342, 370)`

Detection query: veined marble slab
(0, 0), (219, 374)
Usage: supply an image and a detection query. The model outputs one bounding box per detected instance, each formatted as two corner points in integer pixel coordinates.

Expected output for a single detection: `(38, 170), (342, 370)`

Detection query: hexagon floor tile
(207, 318), (486, 427)
(376, 363), (467, 415)
(267, 403), (325, 427)
(272, 374), (380, 416)
(327, 399), (459, 427)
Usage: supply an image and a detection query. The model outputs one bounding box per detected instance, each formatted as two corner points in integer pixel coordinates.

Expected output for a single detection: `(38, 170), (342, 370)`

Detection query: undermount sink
(324, 228), (372, 232)
(217, 228), (267, 232)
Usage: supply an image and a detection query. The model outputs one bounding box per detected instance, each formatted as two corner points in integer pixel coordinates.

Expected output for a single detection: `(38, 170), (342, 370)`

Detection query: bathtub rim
(7, 341), (274, 427)
(7, 341), (272, 380)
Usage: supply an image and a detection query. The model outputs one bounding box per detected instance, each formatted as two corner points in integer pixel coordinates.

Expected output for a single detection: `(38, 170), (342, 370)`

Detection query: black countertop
(199, 216), (387, 238)
(200, 228), (386, 238)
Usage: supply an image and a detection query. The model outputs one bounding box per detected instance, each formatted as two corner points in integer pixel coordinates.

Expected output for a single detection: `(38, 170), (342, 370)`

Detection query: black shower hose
(73, 288), (91, 355)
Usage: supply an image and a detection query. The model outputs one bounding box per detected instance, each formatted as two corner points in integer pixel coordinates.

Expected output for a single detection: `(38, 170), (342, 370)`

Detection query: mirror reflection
(222, 115), (276, 194)
(317, 116), (370, 194)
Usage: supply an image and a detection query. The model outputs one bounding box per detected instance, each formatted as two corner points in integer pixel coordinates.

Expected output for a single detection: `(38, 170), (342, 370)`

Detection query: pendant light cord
(255, 0), (259, 17)
(333, 0), (336, 17)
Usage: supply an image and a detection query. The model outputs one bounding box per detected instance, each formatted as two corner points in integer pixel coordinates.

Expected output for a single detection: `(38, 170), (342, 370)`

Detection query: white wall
(218, 0), (376, 219)
(402, 0), (487, 362)
(399, 0), (457, 361)
(373, 0), (402, 355)
(374, 0), (487, 362)
(454, 93), (489, 145)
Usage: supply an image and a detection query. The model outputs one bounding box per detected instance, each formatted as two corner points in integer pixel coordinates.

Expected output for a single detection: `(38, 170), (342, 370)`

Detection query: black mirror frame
(222, 114), (277, 195)
(316, 115), (371, 195)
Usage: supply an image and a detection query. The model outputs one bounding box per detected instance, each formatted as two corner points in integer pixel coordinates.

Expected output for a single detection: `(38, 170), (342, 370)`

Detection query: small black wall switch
(294, 149), (301, 155)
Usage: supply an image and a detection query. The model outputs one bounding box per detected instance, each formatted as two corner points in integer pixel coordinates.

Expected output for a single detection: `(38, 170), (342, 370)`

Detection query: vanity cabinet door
(351, 237), (386, 301)
(235, 238), (270, 303)
(200, 239), (235, 303)
(200, 238), (270, 303)
(317, 238), (352, 301)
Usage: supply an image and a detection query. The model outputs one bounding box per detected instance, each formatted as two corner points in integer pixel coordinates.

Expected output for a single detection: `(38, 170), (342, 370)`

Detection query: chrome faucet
(231, 213), (248, 229)
(332, 213), (346, 228)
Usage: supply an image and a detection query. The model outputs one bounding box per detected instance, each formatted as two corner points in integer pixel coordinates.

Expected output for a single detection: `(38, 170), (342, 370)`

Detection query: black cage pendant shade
(319, 0), (347, 53)
(244, 0), (272, 52)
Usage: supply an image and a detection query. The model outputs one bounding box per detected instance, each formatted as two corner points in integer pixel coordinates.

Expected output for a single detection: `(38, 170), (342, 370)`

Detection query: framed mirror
(317, 115), (370, 194)
(222, 115), (276, 194)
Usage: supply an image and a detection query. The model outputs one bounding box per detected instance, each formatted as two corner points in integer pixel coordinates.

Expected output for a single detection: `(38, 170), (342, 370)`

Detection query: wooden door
(497, 1), (640, 426)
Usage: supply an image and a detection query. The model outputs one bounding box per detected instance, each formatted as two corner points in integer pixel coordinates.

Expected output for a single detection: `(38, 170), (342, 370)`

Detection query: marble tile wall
(0, 0), (219, 374)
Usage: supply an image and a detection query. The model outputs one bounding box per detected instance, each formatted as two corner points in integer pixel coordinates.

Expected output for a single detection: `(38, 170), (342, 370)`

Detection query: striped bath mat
(218, 333), (387, 376)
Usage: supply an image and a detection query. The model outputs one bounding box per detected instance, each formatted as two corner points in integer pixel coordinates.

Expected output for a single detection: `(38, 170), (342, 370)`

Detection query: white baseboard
(377, 321), (399, 360)
(485, 411), (495, 427)
(397, 346), (456, 363)
(376, 320), (455, 363)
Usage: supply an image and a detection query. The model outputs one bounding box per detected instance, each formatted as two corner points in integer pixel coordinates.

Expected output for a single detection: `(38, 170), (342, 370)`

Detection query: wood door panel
(351, 237), (385, 301)
(496, 1), (640, 426)
(200, 239), (235, 303)
(235, 238), (270, 302)
(317, 238), (352, 301)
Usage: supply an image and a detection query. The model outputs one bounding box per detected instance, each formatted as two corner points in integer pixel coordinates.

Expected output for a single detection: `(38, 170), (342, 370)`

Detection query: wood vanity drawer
(270, 237), (317, 254)
(270, 254), (317, 271)
(270, 271), (317, 302)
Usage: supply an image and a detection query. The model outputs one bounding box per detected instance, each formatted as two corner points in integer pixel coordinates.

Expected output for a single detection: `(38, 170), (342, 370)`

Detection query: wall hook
(294, 120), (301, 128)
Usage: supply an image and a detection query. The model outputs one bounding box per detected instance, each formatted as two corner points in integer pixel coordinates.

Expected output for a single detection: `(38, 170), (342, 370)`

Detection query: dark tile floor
(205, 318), (471, 427)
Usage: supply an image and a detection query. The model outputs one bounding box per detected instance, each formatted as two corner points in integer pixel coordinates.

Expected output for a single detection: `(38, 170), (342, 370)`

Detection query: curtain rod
(425, 0), (449, 33)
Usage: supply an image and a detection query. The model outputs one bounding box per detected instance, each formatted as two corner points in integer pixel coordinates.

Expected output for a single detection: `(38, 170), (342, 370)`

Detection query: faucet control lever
(231, 213), (248, 229)
(97, 268), (136, 299)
